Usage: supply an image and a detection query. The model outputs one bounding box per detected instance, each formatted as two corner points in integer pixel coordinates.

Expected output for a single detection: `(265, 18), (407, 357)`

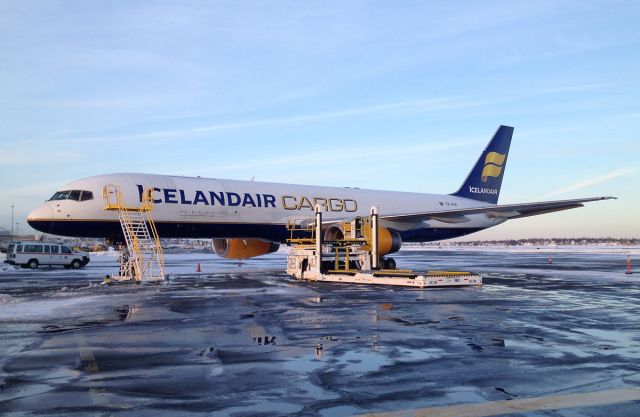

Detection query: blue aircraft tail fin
(451, 125), (513, 204)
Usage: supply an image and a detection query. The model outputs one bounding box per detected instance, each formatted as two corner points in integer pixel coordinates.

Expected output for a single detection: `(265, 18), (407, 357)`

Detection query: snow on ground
(403, 245), (640, 255)
(2, 245), (638, 279)
(0, 294), (109, 322)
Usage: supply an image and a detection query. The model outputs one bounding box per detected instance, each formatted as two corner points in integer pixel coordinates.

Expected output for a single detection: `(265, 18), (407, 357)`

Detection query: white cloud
(0, 150), (81, 166)
(188, 138), (475, 175)
(54, 96), (503, 144)
(543, 163), (640, 198)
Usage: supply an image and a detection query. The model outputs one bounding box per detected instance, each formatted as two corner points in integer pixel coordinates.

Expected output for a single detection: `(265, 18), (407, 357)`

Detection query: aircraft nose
(27, 203), (54, 234)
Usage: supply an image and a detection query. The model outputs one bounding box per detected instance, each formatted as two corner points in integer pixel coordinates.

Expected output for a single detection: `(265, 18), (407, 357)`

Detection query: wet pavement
(1, 249), (639, 416)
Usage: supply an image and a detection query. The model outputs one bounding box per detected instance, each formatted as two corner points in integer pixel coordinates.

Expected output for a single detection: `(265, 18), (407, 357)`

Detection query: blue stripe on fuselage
(29, 219), (484, 243)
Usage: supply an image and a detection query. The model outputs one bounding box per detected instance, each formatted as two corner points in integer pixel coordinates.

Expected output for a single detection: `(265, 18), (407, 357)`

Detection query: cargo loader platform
(286, 206), (482, 288)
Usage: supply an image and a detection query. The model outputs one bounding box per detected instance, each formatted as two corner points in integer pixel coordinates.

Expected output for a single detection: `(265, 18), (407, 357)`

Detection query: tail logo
(481, 152), (506, 182)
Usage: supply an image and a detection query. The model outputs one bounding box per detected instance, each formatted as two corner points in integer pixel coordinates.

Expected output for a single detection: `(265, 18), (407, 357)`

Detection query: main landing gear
(381, 257), (396, 270)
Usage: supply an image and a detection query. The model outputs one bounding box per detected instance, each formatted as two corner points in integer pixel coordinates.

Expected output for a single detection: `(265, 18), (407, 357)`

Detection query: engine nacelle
(323, 225), (402, 255)
(212, 238), (280, 259)
(377, 227), (402, 255)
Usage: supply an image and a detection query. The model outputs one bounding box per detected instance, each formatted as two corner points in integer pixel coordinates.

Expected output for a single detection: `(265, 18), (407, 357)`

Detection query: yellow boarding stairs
(103, 184), (165, 283)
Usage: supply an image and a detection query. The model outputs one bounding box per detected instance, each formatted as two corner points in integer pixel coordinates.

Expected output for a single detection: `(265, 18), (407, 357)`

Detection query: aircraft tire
(384, 258), (396, 270)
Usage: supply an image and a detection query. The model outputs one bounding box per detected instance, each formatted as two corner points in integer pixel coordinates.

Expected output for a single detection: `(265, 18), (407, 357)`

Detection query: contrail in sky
(543, 163), (640, 198)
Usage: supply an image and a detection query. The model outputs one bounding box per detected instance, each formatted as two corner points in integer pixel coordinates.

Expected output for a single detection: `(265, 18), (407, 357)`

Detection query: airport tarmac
(1, 249), (639, 416)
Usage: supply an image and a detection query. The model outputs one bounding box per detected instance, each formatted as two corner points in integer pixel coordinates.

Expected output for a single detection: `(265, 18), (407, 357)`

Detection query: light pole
(16, 222), (19, 238)
(10, 205), (15, 238)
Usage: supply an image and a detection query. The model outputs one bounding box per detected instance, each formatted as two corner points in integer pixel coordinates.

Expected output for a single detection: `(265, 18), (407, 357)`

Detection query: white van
(4, 241), (90, 269)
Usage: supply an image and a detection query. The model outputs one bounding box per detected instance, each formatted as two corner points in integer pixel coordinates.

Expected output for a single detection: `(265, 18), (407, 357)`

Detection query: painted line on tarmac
(362, 387), (640, 417)
(74, 332), (108, 407)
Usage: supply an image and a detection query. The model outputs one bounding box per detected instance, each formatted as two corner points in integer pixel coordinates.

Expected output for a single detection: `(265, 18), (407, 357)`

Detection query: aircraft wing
(380, 196), (616, 224)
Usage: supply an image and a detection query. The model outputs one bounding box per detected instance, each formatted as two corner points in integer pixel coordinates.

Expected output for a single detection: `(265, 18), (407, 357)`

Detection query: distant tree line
(427, 237), (639, 246)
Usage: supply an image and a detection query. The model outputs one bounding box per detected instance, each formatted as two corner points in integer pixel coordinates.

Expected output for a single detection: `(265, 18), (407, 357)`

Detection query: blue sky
(1, 1), (639, 239)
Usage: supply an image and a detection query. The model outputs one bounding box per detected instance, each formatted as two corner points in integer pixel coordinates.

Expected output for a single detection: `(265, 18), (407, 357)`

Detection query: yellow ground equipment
(103, 184), (165, 283)
(286, 206), (482, 288)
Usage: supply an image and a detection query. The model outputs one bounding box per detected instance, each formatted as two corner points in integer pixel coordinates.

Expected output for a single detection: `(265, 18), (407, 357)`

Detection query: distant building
(0, 227), (39, 251)
(0, 226), (12, 251)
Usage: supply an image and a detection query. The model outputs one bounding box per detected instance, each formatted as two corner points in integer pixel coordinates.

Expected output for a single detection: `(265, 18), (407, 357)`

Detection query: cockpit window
(49, 191), (71, 200)
(48, 190), (93, 202)
(80, 191), (94, 201)
(68, 190), (81, 201)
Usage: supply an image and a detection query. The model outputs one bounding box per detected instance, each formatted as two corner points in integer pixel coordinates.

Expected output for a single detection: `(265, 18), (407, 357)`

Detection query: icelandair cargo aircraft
(28, 126), (613, 261)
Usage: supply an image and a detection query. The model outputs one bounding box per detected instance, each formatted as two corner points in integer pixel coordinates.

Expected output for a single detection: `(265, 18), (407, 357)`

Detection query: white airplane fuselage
(27, 173), (503, 243)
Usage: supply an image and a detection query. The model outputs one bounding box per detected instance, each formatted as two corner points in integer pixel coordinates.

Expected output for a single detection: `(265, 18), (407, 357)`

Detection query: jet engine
(212, 238), (280, 259)
(323, 225), (402, 255)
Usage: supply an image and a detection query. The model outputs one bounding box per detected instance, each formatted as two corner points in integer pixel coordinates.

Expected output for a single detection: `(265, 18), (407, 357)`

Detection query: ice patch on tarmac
(0, 294), (109, 322)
